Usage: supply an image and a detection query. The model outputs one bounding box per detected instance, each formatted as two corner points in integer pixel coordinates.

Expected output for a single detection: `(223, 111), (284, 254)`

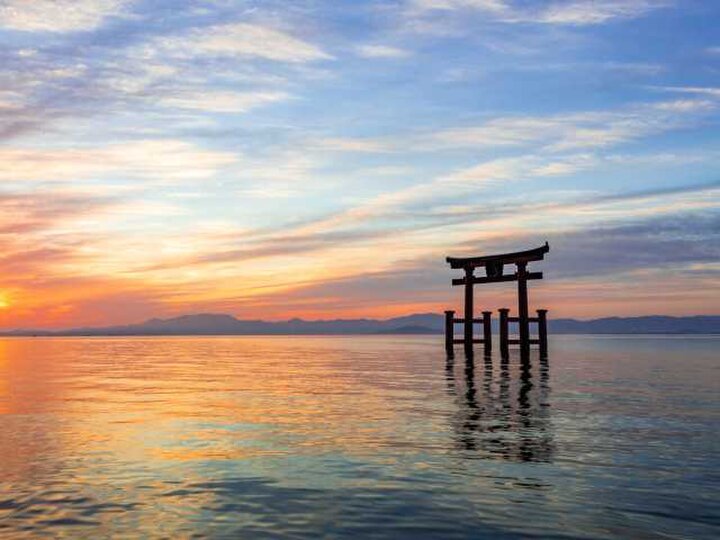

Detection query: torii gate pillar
(517, 261), (530, 357)
(463, 267), (474, 355)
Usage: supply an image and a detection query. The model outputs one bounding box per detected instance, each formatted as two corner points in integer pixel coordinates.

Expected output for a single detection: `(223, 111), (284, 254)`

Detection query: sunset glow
(1, 1), (718, 329)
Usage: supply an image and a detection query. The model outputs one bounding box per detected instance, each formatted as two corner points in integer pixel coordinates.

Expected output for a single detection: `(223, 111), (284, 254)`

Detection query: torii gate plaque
(444, 242), (549, 357)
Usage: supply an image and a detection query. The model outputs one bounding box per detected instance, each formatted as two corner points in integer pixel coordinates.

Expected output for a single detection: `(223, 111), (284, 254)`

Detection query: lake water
(0, 335), (718, 538)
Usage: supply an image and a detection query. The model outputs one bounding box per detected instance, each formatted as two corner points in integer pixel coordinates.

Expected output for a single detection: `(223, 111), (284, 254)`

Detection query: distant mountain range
(1, 313), (719, 336)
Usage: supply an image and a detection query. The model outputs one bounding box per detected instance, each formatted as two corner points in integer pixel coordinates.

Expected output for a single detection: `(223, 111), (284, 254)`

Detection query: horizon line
(2, 311), (719, 334)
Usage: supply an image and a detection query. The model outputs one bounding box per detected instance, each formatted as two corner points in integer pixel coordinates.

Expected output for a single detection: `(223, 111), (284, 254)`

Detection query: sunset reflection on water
(0, 336), (717, 538)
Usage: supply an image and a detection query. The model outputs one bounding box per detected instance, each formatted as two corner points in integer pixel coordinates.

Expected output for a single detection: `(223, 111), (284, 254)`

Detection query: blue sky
(0, 0), (718, 327)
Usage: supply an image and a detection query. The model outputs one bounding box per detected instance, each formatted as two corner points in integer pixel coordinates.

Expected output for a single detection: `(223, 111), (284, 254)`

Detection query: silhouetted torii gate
(444, 242), (549, 357)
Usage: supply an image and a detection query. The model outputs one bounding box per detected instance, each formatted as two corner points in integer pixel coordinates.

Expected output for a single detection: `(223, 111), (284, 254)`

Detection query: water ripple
(0, 335), (718, 538)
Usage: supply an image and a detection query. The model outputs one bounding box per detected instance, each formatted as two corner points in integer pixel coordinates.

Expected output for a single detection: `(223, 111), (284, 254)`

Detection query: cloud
(596, 61), (665, 74)
(0, 140), (237, 182)
(356, 44), (412, 58)
(0, 0), (131, 32)
(159, 182), (720, 319)
(409, 0), (509, 13)
(472, 210), (720, 280)
(0, 90), (25, 111)
(315, 137), (394, 153)
(158, 90), (292, 113)
(2, 179), (716, 327)
(283, 209), (720, 315)
(407, 0), (667, 27)
(238, 187), (299, 199)
(430, 98), (717, 152)
(313, 96), (717, 160)
(148, 22), (332, 63)
(185, 229), (393, 268)
(0, 189), (119, 236)
(659, 86), (720, 98)
(273, 154), (580, 234)
(533, 0), (665, 25)
(439, 154), (596, 185)
(650, 99), (715, 111)
(233, 150), (325, 185)
(228, 264), (449, 319)
(269, 172), (720, 266)
(0, 20), (326, 142)
(0, 48), (300, 146)
(433, 117), (570, 147)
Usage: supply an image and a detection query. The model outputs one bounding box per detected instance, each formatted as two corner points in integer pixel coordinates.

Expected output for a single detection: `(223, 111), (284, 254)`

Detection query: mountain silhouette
(1, 313), (718, 336)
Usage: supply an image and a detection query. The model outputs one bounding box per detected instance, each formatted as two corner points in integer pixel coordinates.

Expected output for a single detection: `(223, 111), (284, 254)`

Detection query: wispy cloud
(315, 137), (394, 153)
(0, 16), (328, 145)
(0, 0), (132, 32)
(0, 189), (119, 236)
(147, 22), (333, 63)
(310, 96), (718, 156)
(123, 181), (719, 317)
(356, 44), (412, 58)
(437, 154), (596, 186)
(406, 0), (668, 27)
(409, 0), (509, 14)
(0, 140), (237, 182)
(158, 90), (292, 113)
(532, 0), (666, 25)
(429, 98), (717, 151)
(659, 86), (720, 98)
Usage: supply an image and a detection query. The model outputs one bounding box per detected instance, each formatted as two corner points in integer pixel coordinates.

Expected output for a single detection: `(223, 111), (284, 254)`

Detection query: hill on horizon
(2, 313), (719, 336)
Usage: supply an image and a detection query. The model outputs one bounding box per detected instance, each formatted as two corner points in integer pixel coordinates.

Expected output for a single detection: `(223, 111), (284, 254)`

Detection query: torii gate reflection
(444, 354), (553, 461)
(444, 243), (550, 358)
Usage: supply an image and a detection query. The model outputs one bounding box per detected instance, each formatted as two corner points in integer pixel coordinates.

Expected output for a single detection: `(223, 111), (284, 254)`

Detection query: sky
(0, 0), (718, 329)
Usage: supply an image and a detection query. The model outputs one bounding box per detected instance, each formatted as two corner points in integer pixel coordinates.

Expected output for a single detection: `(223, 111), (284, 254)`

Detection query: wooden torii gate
(444, 242), (549, 357)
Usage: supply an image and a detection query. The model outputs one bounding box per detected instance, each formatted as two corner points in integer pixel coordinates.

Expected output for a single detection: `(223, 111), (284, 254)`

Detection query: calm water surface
(0, 335), (718, 538)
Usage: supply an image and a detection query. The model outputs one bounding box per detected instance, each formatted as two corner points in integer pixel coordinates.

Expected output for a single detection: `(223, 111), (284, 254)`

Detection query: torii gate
(444, 242), (549, 357)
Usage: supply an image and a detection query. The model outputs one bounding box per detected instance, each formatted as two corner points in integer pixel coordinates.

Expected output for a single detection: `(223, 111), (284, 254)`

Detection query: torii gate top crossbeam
(446, 242), (549, 270)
